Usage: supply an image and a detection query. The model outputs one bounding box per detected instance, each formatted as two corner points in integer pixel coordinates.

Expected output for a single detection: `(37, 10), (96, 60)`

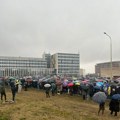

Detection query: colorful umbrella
(96, 82), (104, 87)
(75, 82), (80, 86)
(92, 92), (107, 103)
(84, 79), (89, 82)
(63, 81), (68, 87)
(81, 80), (89, 84)
(68, 82), (74, 87)
(96, 79), (103, 82)
(111, 94), (120, 100)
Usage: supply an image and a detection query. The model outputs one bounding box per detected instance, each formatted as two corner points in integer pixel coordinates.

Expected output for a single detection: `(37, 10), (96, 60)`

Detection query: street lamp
(104, 32), (112, 80)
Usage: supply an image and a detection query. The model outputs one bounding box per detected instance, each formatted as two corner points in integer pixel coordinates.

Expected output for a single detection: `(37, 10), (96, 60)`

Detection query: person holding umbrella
(44, 83), (51, 98)
(109, 93), (120, 116)
(10, 80), (17, 102)
(98, 102), (105, 115)
(92, 91), (107, 115)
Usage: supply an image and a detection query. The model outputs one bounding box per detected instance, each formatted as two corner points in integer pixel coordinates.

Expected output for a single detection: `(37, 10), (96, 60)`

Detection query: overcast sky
(0, 0), (120, 73)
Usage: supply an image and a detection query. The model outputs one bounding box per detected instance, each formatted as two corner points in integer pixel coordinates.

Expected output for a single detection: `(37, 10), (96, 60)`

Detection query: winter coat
(0, 80), (5, 93)
(109, 99), (120, 112)
(0, 85), (5, 93)
(51, 83), (56, 91)
(10, 81), (17, 92)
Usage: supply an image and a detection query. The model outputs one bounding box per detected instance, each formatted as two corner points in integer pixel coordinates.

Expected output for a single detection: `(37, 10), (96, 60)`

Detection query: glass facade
(0, 56), (48, 77)
(0, 53), (80, 77)
(51, 53), (80, 76)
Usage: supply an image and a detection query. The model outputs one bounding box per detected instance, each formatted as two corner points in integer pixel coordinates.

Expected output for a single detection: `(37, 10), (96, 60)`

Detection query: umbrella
(95, 79), (103, 82)
(92, 91), (107, 103)
(9, 77), (16, 80)
(84, 79), (90, 82)
(111, 94), (120, 100)
(94, 86), (101, 90)
(73, 80), (79, 83)
(68, 82), (74, 87)
(63, 81), (68, 87)
(81, 80), (89, 84)
(44, 83), (51, 88)
(96, 82), (104, 87)
(49, 79), (55, 83)
(75, 82), (80, 86)
(26, 78), (32, 82)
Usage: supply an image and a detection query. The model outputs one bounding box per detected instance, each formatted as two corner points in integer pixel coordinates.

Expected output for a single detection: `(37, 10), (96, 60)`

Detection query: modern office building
(51, 53), (80, 77)
(0, 52), (80, 77)
(42, 53), (51, 68)
(95, 61), (120, 78)
(0, 56), (53, 77)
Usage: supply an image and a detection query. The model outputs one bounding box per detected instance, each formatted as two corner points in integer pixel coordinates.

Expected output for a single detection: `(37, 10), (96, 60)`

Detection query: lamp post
(104, 32), (112, 80)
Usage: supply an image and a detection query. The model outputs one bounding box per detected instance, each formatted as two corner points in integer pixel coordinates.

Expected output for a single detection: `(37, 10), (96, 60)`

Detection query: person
(51, 82), (56, 96)
(82, 89), (87, 100)
(10, 80), (17, 102)
(0, 78), (7, 103)
(68, 86), (73, 96)
(45, 86), (51, 98)
(109, 99), (119, 116)
(98, 102), (105, 115)
(18, 83), (22, 93)
(24, 81), (28, 91)
(44, 83), (51, 98)
(15, 80), (19, 92)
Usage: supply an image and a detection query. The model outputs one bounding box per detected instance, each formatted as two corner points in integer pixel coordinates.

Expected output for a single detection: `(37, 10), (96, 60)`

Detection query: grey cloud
(0, 0), (120, 73)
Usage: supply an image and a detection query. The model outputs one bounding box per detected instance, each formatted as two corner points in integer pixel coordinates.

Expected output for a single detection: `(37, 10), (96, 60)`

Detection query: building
(0, 52), (80, 77)
(0, 56), (53, 77)
(51, 53), (80, 77)
(42, 53), (51, 68)
(95, 61), (120, 79)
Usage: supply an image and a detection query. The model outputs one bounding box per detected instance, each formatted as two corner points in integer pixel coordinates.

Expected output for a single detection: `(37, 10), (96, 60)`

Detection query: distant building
(42, 53), (51, 68)
(51, 53), (80, 77)
(0, 56), (53, 77)
(0, 52), (80, 77)
(95, 61), (120, 78)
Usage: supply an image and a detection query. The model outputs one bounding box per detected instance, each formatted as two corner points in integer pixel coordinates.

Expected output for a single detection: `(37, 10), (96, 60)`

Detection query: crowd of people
(40, 76), (120, 116)
(0, 76), (119, 116)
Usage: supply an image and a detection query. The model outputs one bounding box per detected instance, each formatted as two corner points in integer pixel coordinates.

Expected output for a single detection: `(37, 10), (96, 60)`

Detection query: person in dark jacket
(51, 82), (56, 96)
(98, 102), (105, 115)
(24, 81), (28, 91)
(44, 83), (51, 98)
(10, 80), (17, 102)
(109, 99), (120, 116)
(0, 79), (7, 102)
(45, 87), (51, 98)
